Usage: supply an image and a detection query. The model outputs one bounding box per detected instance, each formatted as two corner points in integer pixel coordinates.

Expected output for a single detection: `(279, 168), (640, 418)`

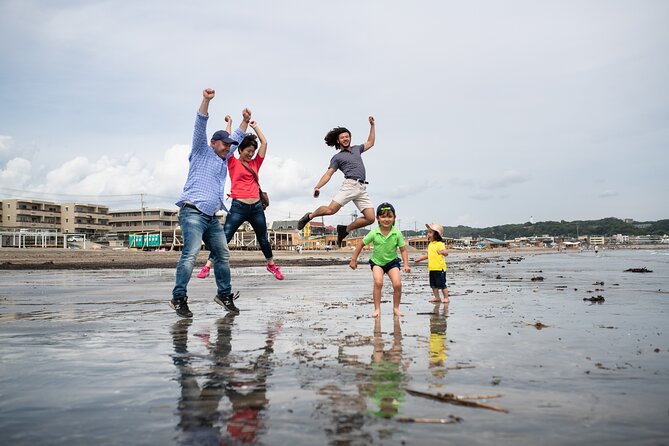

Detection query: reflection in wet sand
(170, 314), (281, 444)
(367, 317), (406, 419)
(429, 302), (449, 378)
(2, 251), (668, 444)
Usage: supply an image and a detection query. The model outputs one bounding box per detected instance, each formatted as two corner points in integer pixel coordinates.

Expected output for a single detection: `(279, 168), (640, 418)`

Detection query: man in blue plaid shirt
(170, 88), (248, 318)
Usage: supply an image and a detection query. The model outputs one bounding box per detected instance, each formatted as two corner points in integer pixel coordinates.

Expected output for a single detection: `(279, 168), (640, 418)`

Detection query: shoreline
(0, 245), (665, 270)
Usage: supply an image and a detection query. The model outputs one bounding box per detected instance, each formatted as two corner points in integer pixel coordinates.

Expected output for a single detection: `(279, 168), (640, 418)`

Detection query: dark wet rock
(531, 276), (544, 282)
(624, 267), (653, 273)
(583, 295), (605, 303)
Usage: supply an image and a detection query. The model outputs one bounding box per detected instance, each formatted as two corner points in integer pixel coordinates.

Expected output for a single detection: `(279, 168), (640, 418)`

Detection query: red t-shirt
(227, 155), (265, 199)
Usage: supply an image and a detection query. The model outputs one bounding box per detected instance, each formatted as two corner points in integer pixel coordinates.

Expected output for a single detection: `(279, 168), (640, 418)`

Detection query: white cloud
(470, 192), (495, 201)
(387, 183), (431, 200)
(259, 156), (314, 200)
(0, 136), (15, 162)
(0, 135), (12, 151)
(598, 189), (619, 198)
(0, 158), (32, 188)
(1, 1), (667, 226)
(480, 170), (530, 190)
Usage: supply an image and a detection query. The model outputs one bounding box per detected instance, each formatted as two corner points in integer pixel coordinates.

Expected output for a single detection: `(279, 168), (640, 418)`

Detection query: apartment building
(1, 199), (63, 231)
(61, 202), (111, 235)
(109, 208), (179, 246)
(108, 208), (179, 238)
(588, 235), (606, 245)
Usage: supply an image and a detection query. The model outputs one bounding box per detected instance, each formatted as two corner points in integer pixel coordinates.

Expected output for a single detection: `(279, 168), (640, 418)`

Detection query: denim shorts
(369, 257), (401, 273)
(429, 270), (447, 289)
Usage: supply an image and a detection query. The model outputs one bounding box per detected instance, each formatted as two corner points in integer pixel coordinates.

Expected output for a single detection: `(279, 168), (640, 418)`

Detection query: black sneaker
(297, 212), (312, 230)
(337, 224), (349, 246)
(214, 291), (240, 314)
(170, 298), (193, 318)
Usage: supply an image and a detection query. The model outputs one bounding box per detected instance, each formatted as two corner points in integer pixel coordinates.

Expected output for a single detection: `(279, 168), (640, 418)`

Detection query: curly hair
(324, 127), (351, 149)
(238, 134), (258, 151)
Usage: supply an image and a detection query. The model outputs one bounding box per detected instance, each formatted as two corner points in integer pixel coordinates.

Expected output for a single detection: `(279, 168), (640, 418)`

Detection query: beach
(0, 248), (668, 445)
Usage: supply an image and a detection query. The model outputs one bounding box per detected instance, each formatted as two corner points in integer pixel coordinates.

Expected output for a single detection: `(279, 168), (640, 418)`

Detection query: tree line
(438, 218), (669, 239)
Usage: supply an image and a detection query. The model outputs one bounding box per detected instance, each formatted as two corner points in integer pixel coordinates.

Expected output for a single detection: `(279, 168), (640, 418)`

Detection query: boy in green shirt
(349, 202), (411, 317)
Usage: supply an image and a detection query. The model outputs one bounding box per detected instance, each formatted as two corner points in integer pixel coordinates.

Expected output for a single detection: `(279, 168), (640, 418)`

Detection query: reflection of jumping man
(297, 117), (377, 246)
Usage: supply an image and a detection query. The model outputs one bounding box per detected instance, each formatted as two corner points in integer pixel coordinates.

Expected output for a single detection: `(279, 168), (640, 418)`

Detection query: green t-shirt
(363, 225), (405, 266)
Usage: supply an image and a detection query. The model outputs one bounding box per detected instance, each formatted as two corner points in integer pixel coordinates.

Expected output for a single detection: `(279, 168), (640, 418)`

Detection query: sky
(1, 0), (668, 230)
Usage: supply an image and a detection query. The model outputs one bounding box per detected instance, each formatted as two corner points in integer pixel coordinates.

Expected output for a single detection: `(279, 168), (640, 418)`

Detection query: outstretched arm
(225, 115), (232, 133)
(349, 240), (366, 270)
(230, 108), (251, 147)
(238, 108), (251, 133)
(199, 88), (215, 116)
(362, 116), (375, 151)
(414, 253), (428, 263)
(313, 168), (336, 197)
(250, 121), (267, 158)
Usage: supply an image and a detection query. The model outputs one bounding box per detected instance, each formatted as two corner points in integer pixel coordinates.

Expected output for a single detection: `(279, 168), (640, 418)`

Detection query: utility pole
(140, 193), (145, 232)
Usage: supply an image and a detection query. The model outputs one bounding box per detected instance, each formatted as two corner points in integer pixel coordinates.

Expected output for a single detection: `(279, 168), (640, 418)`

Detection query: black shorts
(369, 257), (401, 274)
(429, 270), (447, 289)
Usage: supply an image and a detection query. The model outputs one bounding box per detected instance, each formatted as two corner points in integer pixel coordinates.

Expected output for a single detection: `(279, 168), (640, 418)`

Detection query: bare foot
(429, 299), (440, 303)
(442, 298), (450, 303)
(372, 309), (380, 318)
(393, 308), (404, 317)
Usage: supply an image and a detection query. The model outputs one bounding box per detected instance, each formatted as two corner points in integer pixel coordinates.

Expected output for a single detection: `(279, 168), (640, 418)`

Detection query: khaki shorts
(332, 179), (373, 212)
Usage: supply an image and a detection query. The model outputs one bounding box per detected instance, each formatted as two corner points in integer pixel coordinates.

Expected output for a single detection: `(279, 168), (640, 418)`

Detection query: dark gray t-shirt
(328, 144), (366, 180)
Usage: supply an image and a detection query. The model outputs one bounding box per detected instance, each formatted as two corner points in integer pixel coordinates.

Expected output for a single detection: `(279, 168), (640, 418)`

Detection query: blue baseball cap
(211, 130), (238, 145)
(376, 202), (396, 216)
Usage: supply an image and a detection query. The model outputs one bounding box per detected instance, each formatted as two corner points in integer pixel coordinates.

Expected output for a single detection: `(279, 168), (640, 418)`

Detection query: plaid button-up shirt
(176, 112), (245, 216)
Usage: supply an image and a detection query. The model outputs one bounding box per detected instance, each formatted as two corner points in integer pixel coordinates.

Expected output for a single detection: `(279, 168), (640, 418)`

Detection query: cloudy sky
(1, 0), (667, 229)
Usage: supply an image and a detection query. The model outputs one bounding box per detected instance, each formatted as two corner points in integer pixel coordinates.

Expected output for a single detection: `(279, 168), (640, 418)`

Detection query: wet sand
(0, 247), (353, 269)
(1, 249), (668, 445)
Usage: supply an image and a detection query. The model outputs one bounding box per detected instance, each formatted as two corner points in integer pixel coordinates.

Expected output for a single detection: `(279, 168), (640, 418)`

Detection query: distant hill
(438, 218), (669, 239)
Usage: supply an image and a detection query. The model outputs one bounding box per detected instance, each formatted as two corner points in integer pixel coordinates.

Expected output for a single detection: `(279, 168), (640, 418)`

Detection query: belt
(345, 177), (368, 184)
(182, 203), (199, 211)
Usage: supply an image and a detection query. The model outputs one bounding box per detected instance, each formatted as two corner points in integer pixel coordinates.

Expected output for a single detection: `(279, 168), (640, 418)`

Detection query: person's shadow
(170, 314), (280, 444)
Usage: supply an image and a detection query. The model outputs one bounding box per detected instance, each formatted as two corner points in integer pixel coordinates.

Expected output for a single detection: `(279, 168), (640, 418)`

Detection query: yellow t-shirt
(427, 241), (447, 271)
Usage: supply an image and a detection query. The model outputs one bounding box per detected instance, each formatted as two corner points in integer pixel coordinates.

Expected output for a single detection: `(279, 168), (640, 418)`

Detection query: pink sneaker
(267, 263), (284, 280)
(197, 265), (210, 279)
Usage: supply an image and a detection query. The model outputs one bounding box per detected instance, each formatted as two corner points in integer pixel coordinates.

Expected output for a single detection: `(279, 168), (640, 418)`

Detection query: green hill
(439, 218), (669, 239)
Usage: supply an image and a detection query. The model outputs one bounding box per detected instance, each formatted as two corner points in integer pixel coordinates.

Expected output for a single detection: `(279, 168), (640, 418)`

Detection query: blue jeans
(172, 206), (231, 301)
(223, 200), (273, 260)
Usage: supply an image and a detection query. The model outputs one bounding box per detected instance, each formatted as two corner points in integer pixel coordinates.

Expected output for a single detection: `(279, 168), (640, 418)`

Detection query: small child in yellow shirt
(414, 223), (449, 303)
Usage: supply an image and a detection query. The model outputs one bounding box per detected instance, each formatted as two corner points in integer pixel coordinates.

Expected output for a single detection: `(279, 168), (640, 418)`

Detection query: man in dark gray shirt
(297, 117), (376, 246)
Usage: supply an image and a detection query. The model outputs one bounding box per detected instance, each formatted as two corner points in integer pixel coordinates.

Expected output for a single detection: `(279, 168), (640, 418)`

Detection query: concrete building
(108, 208), (179, 235)
(1, 199), (62, 231)
(1, 198), (110, 236)
(60, 202), (111, 236)
(588, 235), (606, 246)
(272, 220), (299, 231)
(108, 208), (180, 248)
